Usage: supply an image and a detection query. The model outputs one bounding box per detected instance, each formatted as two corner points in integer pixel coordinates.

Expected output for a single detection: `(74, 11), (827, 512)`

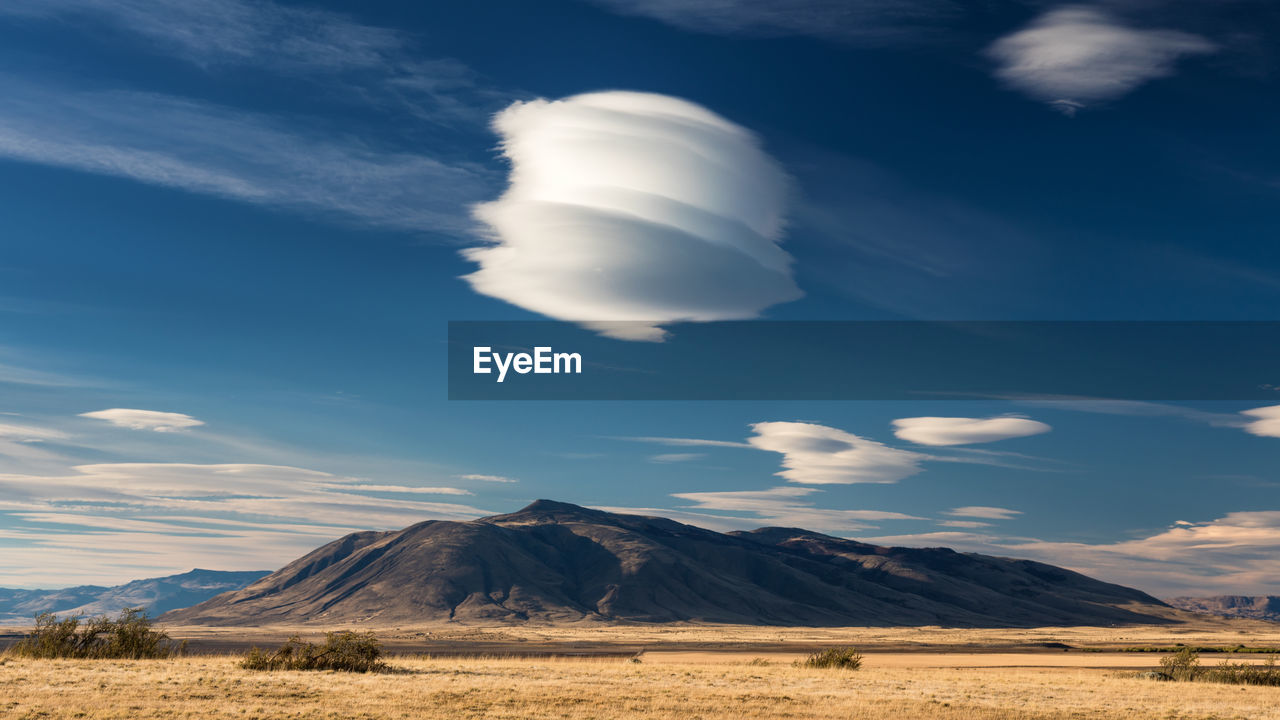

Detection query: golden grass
(3, 652), (1279, 720)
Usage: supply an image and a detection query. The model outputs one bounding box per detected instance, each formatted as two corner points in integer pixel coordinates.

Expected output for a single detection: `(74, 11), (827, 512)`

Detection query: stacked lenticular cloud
(464, 91), (801, 341)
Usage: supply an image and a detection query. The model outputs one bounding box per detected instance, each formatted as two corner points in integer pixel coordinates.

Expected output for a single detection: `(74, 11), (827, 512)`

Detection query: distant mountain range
(166, 500), (1188, 627)
(1166, 596), (1280, 623)
(0, 569), (270, 624)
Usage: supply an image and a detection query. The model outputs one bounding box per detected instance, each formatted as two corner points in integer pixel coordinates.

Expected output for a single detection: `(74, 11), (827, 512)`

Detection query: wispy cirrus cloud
(864, 510), (1280, 596)
(464, 91), (801, 341)
(457, 473), (519, 484)
(0, 462), (489, 586)
(0, 78), (492, 236)
(0, 0), (503, 124)
(79, 408), (204, 432)
(987, 5), (1214, 113)
(944, 505), (1022, 520)
(596, 485), (921, 534)
(583, 0), (962, 44)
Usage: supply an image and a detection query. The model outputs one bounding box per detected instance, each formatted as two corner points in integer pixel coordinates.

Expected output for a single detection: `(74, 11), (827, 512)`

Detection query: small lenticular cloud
(79, 408), (204, 432)
(463, 91), (802, 341)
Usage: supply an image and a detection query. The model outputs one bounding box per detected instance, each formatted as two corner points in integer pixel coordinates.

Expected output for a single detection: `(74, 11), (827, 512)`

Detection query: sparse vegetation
(1157, 647), (1200, 681)
(1124, 644), (1280, 653)
(240, 631), (386, 672)
(1145, 647), (1280, 686)
(6, 608), (184, 660)
(800, 646), (863, 670)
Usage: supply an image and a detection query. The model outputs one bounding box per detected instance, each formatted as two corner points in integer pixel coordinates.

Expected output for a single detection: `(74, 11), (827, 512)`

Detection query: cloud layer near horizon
(463, 91), (801, 341)
(987, 5), (1214, 112)
(0, 462), (488, 586)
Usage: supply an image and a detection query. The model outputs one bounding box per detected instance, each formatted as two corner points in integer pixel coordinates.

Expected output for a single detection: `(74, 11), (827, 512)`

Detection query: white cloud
(457, 473), (518, 483)
(79, 408), (204, 432)
(1241, 405), (1280, 438)
(865, 511), (1280, 597)
(986, 5), (1214, 112)
(937, 520), (992, 528)
(463, 91), (801, 341)
(583, 0), (960, 43)
(0, 422), (67, 442)
(599, 485), (922, 534)
(0, 78), (490, 236)
(944, 506), (1022, 520)
(747, 421), (925, 484)
(0, 0), (498, 124)
(0, 462), (491, 586)
(892, 415), (1051, 446)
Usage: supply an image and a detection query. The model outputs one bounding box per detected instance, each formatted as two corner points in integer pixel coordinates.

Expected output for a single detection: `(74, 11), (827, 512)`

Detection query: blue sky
(1, 0), (1280, 596)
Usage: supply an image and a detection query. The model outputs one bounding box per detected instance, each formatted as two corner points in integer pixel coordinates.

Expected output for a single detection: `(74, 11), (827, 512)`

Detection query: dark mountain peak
(164, 500), (1192, 628)
(523, 499), (589, 514)
(481, 499), (611, 524)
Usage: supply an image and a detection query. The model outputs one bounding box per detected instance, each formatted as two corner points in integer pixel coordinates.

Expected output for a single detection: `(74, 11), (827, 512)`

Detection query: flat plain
(4, 622), (1279, 719)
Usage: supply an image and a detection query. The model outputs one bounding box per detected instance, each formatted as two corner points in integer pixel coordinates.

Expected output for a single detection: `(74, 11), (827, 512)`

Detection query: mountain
(0, 569), (270, 624)
(1166, 596), (1280, 623)
(164, 500), (1186, 627)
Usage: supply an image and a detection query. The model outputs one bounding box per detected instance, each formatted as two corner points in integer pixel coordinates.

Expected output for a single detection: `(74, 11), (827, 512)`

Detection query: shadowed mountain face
(0, 569), (270, 624)
(164, 501), (1180, 627)
(1166, 596), (1280, 623)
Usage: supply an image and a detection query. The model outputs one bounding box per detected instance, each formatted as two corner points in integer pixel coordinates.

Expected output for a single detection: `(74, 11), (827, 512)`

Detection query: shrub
(8, 608), (184, 660)
(1201, 655), (1280, 686)
(1157, 647), (1200, 681)
(801, 646), (863, 670)
(240, 631), (385, 672)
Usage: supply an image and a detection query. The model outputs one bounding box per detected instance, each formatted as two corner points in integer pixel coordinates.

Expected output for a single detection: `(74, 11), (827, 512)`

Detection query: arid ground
(4, 623), (1279, 719)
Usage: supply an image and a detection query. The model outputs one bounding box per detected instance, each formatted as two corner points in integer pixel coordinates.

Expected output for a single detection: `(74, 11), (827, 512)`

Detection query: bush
(1201, 655), (1280, 686)
(8, 608), (184, 659)
(240, 631), (385, 672)
(1157, 647), (1200, 681)
(801, 646), (863, 670)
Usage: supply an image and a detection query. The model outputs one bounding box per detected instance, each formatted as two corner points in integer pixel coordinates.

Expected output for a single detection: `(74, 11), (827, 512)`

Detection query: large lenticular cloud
(463, 91), (802, 341)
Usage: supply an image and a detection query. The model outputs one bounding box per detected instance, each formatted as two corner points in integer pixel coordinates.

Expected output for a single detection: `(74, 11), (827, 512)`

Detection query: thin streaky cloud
(457, 473), (519, 483)
(609, 435), (755, 449)
(0, 78), (492, 236)
(583, 0), (962, 44)
(0, 0), (505, 125)
(944, 506), (1022, 520)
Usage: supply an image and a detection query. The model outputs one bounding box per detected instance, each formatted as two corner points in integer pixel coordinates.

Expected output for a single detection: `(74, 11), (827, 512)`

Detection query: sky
(1, 0), (1280, 597)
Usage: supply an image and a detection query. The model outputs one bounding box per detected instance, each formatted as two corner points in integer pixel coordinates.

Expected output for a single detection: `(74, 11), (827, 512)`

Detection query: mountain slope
(1166, 596), (1280, 623)
(164, 500), (1181, 627)
(0, 569), (270, 623)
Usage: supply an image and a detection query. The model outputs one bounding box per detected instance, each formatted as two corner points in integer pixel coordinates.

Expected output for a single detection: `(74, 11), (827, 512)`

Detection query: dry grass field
(4, 652), (1279, 720)
(4, 623), (1280, 719)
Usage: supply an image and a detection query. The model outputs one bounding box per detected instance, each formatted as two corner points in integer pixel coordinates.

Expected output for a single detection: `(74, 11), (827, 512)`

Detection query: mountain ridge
(164, 500), (1186, 627)
(1166, 596), (1280, 623)
(0, 569), (270, 623)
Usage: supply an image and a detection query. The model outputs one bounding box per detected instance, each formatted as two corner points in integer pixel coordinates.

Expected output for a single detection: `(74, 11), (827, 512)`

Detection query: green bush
(8, 608), (184, 659)
(801, 646), (863, 670)
(1157, 647), (1200, 681)
(1201, 655), (1280, 686)
(240, 631), (385, 672)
